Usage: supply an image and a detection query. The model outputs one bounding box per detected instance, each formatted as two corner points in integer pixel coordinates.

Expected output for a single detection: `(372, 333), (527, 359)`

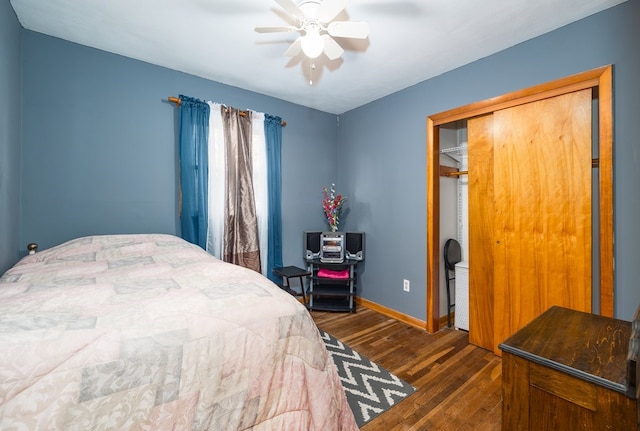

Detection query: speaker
(304, 231), (322, 261)
(345, 232), (365, 261)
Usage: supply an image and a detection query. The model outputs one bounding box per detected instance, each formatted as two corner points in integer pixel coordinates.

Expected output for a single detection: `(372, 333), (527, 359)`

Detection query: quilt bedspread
(0, 234), (358, 430)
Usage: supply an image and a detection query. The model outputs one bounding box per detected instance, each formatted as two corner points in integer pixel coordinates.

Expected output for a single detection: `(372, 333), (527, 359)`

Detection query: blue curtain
(178, 95), (210, 249)
(265, 114), (283, 283)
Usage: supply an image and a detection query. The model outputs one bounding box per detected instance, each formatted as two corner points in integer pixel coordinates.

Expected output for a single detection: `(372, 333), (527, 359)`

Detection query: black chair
(444, 239), (462, 328)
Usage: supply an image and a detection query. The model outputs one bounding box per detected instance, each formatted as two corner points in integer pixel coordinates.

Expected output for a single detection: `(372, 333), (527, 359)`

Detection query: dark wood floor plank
(311, 307), (502, 431)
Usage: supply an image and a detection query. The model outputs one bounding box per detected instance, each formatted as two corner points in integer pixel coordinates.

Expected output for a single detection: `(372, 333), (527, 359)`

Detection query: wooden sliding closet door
(469, 89), (593, 353)
(467, 114), (495, 351)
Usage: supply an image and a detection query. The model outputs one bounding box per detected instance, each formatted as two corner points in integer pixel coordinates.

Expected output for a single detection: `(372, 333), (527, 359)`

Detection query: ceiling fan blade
(327, 21), (369, 39)
(322, 35), (344, 60)
(255, 26), (297, 33)
(274, 0), (304, 19)
(317, 0), (348, 23)
(284, 37), (302, 57)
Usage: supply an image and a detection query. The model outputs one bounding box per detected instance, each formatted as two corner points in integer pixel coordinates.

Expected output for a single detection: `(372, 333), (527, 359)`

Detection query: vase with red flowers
(322, 183), (346, 232)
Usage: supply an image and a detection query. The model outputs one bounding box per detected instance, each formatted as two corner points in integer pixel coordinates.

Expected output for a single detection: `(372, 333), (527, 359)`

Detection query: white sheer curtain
(205, 102), (270, 277)
(206, 102), (225, 260)
(251, 112), (269, 277)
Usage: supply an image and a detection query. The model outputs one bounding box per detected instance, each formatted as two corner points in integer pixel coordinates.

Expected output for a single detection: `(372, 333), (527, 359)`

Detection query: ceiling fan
(255, 0), (370, 61)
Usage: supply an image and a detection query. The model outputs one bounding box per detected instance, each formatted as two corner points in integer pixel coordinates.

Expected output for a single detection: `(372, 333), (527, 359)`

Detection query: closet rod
(443, 170), (468, 178)
(441, 159), (600, 178)
(168, 96), (287, 126)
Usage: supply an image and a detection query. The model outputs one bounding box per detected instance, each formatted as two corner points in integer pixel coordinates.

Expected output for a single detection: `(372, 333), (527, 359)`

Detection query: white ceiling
(10, 0), (627, 114)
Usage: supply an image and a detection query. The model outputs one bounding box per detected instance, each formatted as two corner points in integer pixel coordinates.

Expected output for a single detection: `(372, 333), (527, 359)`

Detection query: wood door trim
(429, 65), (609, 126)
(426, 117), (440, 332)
(598, 66), (614, 317)
(425, 65), (614, 333)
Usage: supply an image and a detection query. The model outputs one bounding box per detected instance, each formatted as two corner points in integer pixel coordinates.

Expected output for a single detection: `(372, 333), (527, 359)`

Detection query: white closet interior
(439, 121), (468, 330)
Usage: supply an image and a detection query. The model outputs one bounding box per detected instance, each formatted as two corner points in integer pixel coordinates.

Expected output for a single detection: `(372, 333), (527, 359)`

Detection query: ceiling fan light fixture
(300, 28), (324, 59)
(257, 0), (367, 64)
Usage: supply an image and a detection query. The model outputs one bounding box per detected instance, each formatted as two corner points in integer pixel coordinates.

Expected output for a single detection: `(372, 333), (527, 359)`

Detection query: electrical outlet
(403, 279), (410, 292)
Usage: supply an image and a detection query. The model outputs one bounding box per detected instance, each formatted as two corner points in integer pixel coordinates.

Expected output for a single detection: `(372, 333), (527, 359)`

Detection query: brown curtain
(222, 107), (261, 272)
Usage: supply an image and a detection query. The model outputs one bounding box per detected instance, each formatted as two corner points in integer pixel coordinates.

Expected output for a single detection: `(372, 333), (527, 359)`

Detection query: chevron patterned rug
(320, 330), (416, 427)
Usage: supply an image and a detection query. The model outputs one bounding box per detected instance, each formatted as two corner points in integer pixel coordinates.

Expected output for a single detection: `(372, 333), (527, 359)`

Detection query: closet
(426, 66), (614, 354)
(439, 124), (469, 330)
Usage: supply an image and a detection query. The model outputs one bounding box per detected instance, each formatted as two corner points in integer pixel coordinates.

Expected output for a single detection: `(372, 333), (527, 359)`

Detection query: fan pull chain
(309, 61), (316, 86)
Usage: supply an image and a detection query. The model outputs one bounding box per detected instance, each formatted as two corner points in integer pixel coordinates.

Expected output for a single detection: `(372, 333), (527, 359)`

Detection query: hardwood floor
(310, 307), (503, 431)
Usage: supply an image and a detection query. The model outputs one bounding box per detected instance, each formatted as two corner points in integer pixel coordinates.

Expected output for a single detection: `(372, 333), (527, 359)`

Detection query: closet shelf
(440, 144), (468, 162)
(440, 144), (467, 154)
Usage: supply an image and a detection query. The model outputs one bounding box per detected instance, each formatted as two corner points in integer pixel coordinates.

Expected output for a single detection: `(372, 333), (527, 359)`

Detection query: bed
(0, 234), (358, 430)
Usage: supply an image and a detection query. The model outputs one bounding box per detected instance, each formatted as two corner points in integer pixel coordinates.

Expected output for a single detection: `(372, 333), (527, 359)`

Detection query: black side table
(272, 266), (311, 305)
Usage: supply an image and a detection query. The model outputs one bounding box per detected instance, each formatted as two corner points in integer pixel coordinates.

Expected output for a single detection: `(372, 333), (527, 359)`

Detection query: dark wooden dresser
(499, 305), (638, 431)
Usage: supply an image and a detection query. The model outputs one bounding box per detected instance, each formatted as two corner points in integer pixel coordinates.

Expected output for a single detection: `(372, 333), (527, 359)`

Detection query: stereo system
(304, 231), (365, 263)
(320, 232), (344, 263)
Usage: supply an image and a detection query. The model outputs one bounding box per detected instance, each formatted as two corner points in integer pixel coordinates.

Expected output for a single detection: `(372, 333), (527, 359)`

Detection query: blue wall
(4, 1), (639, 322)
(339, 0), (640, 321)
(0, 2), (22, 273)
(19, 31), (337, 270)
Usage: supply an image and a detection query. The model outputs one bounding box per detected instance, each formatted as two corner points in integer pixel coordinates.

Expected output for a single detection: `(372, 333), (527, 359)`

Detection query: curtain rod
(168, 96), (286, 127)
